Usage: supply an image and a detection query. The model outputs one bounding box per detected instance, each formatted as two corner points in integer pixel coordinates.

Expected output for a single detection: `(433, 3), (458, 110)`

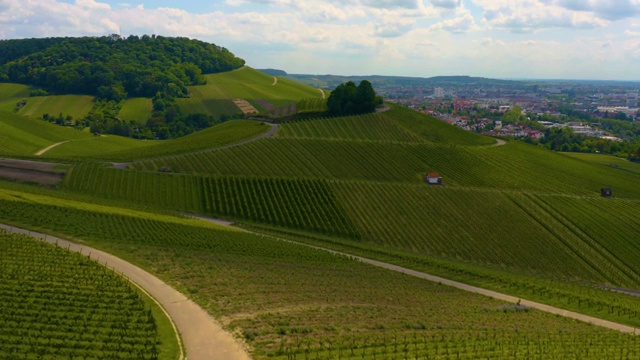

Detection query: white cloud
(431, 12), (479, 33)
(1, 0), (640, 78)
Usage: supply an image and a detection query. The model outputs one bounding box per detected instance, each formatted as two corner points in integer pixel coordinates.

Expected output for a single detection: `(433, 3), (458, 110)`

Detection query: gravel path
(35, 141), (70, 156)
(0, 223), (253, 360)
(272, 76), (277, 86)
(189, 215), (640, 336)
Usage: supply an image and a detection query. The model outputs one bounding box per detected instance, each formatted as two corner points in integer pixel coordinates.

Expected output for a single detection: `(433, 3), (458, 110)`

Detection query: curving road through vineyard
(0, 223), (252, 360)
(187, 214), (640, 336)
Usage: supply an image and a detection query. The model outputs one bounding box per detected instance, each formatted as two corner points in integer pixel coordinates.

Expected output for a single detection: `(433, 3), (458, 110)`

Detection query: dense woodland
(0, 35), (246, 138)
(326, 80), (382, 116)
(0, 35), (245, 99)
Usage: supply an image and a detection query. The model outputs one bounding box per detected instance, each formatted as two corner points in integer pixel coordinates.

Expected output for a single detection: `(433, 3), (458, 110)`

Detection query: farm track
(187, 214), (640, 336)
(0, 223), (253, 360)
(35, 140), (71, 156)
(112, 122), (279, 169)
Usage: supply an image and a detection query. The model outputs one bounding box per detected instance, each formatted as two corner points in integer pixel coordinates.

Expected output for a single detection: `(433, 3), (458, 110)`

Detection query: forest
(0, 34), (245, 100)
(1, 35), (247, 139)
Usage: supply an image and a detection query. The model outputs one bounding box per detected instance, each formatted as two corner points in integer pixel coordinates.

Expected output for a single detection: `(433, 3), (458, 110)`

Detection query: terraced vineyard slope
(0, 230), (177, 360)
(0, 186), (639, 360)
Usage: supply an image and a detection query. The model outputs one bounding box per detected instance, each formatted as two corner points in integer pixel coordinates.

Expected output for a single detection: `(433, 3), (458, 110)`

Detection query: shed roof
(427, 172), (441, 178)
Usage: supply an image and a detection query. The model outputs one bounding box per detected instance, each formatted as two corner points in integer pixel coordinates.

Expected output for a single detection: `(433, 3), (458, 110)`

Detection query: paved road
(0, 224), (253, 360)
(190, 215), (640, 336)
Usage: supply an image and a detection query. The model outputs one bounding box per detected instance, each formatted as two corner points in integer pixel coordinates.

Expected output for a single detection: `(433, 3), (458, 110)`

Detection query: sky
(1, 0), (640, 80)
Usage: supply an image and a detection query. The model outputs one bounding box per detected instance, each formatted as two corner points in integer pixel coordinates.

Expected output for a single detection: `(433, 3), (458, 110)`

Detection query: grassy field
(175, 98), (241, 118)
(17, 94), (94, 120)
(0, 230), (179, 360)
(0, 112), (91, 157)
(0, 186), (638, 360)
(0, 83), (31, 113)
(42, 134), (159, 160)
(181, 67), (324, 117)
(563, 152), (640, 176)
(39, 120), (270, 161)
(119, 97), (154, 123)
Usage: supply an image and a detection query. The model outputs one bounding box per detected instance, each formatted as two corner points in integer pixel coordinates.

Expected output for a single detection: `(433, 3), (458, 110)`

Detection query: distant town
(383, 83), (638, 143)
(281, 71), (640, 157)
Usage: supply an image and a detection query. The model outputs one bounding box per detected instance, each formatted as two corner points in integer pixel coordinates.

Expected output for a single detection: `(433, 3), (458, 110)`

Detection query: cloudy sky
(1, 0), (640, 80)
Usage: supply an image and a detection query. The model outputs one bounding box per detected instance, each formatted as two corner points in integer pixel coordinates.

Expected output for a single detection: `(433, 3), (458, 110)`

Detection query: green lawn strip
(239, 223), (640, 330)
(41, 135), (159, 160)
(119, 98), (153, 124)
(18, 95), (94, 120)
(0, 188), (638, 359)
(562, 152), (640, 176)
(98, 120), (270, 161)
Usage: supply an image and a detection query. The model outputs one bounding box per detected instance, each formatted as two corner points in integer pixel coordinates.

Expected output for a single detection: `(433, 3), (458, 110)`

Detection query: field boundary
(188, 215), (640, 336)
(0, 223), (253, 360)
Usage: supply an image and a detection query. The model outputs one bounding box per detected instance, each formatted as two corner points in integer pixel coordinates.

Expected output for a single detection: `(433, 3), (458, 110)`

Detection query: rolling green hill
(2, 61), (640, 360)
(0, 184), (639, 360)
(44, 120), (271, 161)
(0, 112), (91, 157)
(178, 67), (324, 116)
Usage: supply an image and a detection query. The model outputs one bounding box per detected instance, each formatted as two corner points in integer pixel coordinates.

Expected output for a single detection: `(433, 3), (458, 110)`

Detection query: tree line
(0, 34), (245, 100)
(327, 80), (382, 116)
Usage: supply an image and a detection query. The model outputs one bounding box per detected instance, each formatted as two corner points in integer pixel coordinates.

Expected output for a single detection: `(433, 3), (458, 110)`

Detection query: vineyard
(129, 135), (640, 198)
(3, 65), (640, 360)
(276, 112), (424, 142)
(0, 230), (163, 359)
(0, 191), (638, 359)
(296, 97), (327, 114)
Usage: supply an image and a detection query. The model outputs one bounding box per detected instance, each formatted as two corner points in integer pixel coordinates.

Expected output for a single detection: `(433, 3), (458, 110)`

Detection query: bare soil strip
(0, 158), (62, 172)
(190, 215), (640, 336)
(0, 224), (253, 360)
(232, 99), (259, 115)
(0, 167), (63, 185)
(35, 141), (70, 156)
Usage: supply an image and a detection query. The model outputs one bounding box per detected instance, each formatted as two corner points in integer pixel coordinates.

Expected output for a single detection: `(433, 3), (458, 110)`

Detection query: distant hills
(258, 69), (516, 89)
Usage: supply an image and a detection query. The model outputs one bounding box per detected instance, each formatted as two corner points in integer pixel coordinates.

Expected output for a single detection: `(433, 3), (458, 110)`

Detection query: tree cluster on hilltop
(327, 80), (382, 116)
(0, 34), (245, 100)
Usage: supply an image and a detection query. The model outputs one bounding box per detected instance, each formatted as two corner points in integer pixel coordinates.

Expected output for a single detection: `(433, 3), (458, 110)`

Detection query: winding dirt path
(493, 139), (506, 147)
(188, 215), (639, 336)
(318, 88), (326, 99)
(0, 223), (252, 360)
(35, 141), (70, 156)
(111, 122), (279, 169)
(272, 76), (278, 86)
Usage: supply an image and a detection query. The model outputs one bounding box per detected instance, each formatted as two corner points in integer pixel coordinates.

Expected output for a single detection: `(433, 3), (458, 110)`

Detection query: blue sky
(2, 0), (640, 80)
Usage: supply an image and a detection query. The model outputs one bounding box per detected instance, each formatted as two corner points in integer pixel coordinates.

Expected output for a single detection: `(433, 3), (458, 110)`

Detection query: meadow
(17, 95), (94, 120)
(0, 113), (91, 157)
(0, 185), (638, 360)
(119, 98), (154, 124)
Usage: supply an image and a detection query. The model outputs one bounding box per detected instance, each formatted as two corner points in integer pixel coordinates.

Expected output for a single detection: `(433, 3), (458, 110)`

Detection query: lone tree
(327, 80), (380, 116)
